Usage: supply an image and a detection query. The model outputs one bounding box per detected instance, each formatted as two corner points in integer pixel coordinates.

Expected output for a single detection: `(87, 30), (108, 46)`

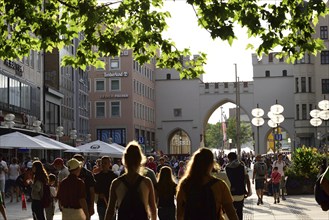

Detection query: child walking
(271, 167), (282, 204)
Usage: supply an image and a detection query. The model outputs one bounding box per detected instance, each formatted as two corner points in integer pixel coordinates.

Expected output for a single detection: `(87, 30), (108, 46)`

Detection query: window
(322, 79), (329, 94)
(308, 77), (312, 92)
(301, 77), (306, 92)
(268, 53), (273, 62)
(302, 104), (307, 120)
(282, 70), (287, 76)
(95, 79), (105, 91)
(110, 79), (120, 91)
(321, 51), (329, 64)
(9, 78), (20, 107)
(215, 83), (219, 89)
(110, 58), (120, 70)
(295, 78), (299, 93)
(111, 101), (120, 117)
(166, 73), (171, 80)
(320, 26), (328, 39)
(174, 108), (182, 117)
(96, 102), (105, 118)
(279, 57), (284, 62)
(265, 70), (270, 77)
(243, 82), (248, 88)
(205, 83), (209, 89)
(296, 104), (299, 120)
(224, 82), (228, 88)
(0, 74), (8, 104)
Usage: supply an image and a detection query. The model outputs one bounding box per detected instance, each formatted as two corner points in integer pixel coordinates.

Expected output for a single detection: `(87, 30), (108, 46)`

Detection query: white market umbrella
(0, 131), (61, 150)
(34, 135), (80, 151)
(75, 140), (124, 157)
(110, 142), (125, 151)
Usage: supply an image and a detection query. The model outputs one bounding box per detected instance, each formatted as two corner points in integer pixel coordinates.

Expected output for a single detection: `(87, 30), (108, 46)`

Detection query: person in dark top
(57, 158), (88, 220)
(94, 156), (117, 220)
(156, 157), (165, 174)
(73, 154), (96, 219)
(226, 152), (251, 220)
(156, 166), (176, 220)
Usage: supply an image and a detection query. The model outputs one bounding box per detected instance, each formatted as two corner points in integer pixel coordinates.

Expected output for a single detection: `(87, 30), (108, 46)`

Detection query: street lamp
(4, 113), (15, 128)
(86, 133), (91, 143)
(32, 120), (42, 133)
(268, 101), (284, 156)
(310, 109), (322, 147)
(56, 126), (64, 142)
(70, 129), (77, 147)
(251, 105), (265, 155)
(228, 138), (232, 149)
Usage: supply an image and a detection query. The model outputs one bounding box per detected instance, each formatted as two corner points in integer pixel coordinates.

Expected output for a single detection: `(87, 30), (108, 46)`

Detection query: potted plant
(285, 146), (324, 195)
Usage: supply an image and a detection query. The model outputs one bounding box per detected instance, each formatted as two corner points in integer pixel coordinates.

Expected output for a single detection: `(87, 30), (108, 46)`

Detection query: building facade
(88, 50), (156, 151)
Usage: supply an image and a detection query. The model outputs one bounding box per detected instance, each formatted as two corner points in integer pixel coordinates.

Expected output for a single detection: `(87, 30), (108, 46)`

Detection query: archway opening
(205, 102), (254, 154)
(168, 129), (191, 155)
(266, 127), (291, 154)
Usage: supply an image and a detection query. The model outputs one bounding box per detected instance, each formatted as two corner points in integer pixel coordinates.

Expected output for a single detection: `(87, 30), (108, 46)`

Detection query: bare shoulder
(110, 177), (121, 189)
(142, 176), (153, 187)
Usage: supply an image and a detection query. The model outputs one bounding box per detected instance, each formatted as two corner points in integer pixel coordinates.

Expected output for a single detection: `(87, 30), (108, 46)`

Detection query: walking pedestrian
(0, 154), (8, 206)
(273, 153), (287, 200)
(8, 157), (20, 203)
(94, 156), (117, 220)
(252, 154), (267, 205)
(45, 173), (57, 220)
(73, 154), (96, 219)
(157, 166), (176, 220)
(271, 167), (281, 204)
(57, 158), (89, 220)
(51, 158), (69, 183)
(104, 140), (157, 220)
(226, 152), (251, 220)
(176, 148), (238, 220)
(30, 160), (49, 220)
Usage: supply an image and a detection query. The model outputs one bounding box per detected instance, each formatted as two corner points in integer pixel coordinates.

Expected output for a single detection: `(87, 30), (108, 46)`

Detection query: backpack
(314, 174), (329, 208)
(41, 183), (52, 208)
(184, 178), (219, 220)
(257, 162), (267, 176)
(118, 175), (148, 220)
(226, 163), (246, 196)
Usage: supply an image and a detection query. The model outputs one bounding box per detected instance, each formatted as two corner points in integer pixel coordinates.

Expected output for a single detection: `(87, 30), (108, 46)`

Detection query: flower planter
(286, 176), (316, 195)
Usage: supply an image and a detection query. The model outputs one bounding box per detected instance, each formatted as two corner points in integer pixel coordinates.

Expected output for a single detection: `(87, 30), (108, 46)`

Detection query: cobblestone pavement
(4, 193), (329, 220)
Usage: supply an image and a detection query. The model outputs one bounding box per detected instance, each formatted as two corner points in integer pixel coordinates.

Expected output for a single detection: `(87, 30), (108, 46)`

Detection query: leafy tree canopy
(226, 117), (252, 146)
(0, 0), (328, 78)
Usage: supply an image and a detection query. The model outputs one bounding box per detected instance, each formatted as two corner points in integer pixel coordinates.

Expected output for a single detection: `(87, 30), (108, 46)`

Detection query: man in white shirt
(273, 153), (287, 200)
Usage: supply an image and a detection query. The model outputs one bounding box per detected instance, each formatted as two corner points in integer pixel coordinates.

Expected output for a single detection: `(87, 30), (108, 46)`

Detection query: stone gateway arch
(155, 76), (295, 156)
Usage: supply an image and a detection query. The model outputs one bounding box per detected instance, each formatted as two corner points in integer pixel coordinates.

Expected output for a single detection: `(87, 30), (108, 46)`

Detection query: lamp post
(318, 99), (329, 167)
(70, 129), (77, 147)
(310, 109), (322, 147)
(32, 120), (42, 133)
(86, 133), (91, 143)
(56, 126), (64, 142)
(228, 138), (232, 149)
(268, 101), (284, 156)
(4, 113), (15, 128)
(251, 105), (265, 155)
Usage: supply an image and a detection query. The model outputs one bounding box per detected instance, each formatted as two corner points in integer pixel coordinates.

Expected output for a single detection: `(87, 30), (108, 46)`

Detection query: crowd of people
(0, 145), (324, 220)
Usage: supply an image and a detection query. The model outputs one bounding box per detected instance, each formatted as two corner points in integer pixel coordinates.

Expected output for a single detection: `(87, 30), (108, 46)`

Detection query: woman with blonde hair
(176, 148), (238, 220)
(157, 166), (176, 220)
(105, 140), (157, 220)
(30, 160), (49, 220)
